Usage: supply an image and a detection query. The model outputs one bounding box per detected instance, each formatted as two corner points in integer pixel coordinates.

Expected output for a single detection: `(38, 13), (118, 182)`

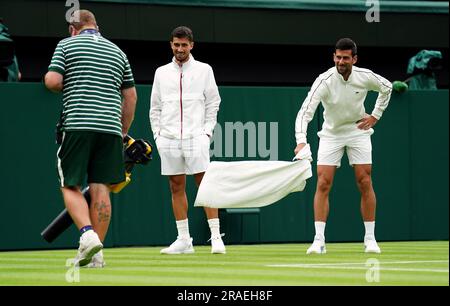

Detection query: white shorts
(156, 135), (210, 175)
(317, 135), (372, 168)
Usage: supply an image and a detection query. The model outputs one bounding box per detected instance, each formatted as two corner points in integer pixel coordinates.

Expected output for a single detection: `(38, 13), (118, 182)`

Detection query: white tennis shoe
(74, 230), (103, 267)
(306, 239), (326, 254)
(160, 237), (195, 254)
(86, 250), (106, 268)
(210, 235), (226, 254)
(364, 239), (381, 253)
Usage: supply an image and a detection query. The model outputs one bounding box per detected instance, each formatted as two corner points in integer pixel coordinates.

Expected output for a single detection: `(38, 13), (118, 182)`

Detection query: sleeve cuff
(296, 135), (307, 145)
(48, 67), (65, 75)
(371, 109), (382, 120)
(121, 82), (135, 89)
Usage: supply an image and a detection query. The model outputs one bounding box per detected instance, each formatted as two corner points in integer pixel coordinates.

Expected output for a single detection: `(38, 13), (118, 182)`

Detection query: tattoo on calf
(94, 201), (110, 223)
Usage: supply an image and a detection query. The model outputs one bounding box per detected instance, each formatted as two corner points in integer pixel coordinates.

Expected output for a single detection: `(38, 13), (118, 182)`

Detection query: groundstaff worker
(45, 9), (137, 267)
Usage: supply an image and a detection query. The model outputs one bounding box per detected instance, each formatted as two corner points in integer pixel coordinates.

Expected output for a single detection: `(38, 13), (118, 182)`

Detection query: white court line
(267, 260), (449, 273)
(272, 260), (449, 266)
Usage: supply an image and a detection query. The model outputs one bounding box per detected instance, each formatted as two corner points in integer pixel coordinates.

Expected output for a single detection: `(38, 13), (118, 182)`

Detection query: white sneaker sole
(211, 249), (226, 254)
(77, 244), (103, 267)
(160, 248), (195, 255)
(306, 248), (326, 255)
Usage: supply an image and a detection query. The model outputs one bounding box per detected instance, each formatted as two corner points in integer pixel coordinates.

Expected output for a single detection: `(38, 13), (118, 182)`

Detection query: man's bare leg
(307, 165), (336, 254)
(194, 171), (225, 254)
(354, 164), (381, 253)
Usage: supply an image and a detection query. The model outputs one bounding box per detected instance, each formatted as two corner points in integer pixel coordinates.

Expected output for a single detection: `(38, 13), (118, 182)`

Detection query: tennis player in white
(294, 38), (392, 254)
(150, 26), (225, 254)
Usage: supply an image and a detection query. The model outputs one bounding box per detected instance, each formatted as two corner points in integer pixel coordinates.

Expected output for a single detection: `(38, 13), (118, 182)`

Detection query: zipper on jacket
(179, 69), (183, 139)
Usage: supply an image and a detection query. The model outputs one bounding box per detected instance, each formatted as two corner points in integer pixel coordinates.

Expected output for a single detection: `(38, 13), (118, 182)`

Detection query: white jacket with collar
(295, 66), (392, 144)
(150, 55), (221, 140)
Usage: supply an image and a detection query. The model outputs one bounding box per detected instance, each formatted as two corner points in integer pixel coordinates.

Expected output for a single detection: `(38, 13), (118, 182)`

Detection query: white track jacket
(150, 55), (221, 140)
(295, 66), (392, 144)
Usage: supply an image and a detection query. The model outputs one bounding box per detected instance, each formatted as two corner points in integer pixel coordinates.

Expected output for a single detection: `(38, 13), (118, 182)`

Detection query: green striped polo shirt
(48, 31), (135, 137)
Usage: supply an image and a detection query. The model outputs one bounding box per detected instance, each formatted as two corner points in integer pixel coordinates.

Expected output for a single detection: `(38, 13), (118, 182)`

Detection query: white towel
(194, 145), (313, 208)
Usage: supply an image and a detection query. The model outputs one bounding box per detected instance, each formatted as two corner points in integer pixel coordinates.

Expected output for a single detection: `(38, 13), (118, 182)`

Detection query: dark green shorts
(56, 131), (124, 187)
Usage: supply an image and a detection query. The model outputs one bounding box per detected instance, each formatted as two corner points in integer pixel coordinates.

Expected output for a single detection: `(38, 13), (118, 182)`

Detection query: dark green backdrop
(0, 83), (448, 250)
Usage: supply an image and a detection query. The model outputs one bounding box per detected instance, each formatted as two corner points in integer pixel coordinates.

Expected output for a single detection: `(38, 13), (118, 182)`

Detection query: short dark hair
(335, 38), (357, 56)
(171, 26), (194, 42)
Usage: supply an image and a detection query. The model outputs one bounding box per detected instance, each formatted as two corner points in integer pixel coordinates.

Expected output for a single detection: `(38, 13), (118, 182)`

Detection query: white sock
(314, 221), (326, 241)
(176, 219), (190, 239)
(207, 218), (221, 238)
(364, 221), (376, 241)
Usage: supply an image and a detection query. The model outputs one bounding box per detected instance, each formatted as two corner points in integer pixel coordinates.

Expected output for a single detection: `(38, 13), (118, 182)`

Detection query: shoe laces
(207, 233), (225, 242)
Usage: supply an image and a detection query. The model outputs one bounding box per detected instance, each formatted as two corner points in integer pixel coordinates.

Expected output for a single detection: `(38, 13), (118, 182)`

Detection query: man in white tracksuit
(294, 38), (392, 254)
(150, 26), (225, 254)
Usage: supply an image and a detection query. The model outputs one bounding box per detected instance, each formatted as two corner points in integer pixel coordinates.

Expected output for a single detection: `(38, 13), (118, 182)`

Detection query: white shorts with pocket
(317, 135), (372, 167)
(156, 134), (210, 175)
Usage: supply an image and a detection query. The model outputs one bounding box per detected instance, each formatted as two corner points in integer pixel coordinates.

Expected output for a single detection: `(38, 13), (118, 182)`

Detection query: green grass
(0, 241), (447, 286)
